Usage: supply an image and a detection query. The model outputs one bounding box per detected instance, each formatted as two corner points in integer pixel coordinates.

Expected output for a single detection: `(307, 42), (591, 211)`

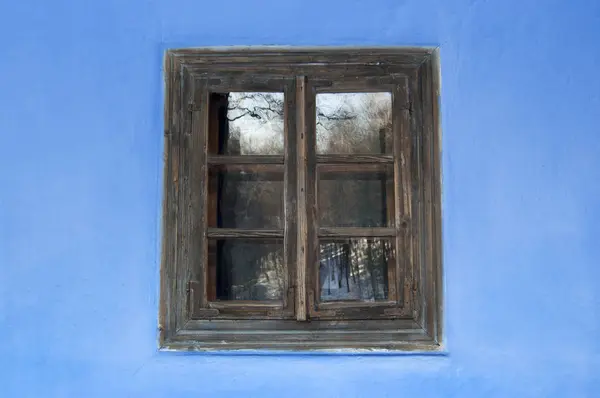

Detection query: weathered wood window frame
(160, 48), (442, 351)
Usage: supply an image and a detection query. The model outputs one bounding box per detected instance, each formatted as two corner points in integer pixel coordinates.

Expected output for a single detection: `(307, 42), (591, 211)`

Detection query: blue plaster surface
(1, 0), (599, 396)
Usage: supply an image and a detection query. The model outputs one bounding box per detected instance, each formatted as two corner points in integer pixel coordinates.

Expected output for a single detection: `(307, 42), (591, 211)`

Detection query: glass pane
(319, 239), (393, 301)
(209, 92), (284, 155)
(318, 165), (394, 227)
(316, 92), (392, 154)
(208, 165), (283, 229)
(209, 239), (285, 301)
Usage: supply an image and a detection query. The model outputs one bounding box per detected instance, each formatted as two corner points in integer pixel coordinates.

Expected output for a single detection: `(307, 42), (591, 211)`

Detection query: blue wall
(1, 0), (599, 396)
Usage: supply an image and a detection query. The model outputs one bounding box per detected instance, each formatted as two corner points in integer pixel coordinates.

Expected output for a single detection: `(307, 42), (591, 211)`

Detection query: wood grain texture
(159, 52), (179, 343)
(419, 52), (443, 343)
(409, 68), (424, 326)
(386, 154), (397, 301)
(316, 163), (393, 173)
(168, 320), (434, 351)
(171, 47), (433, 68)
(313, 78), (398, 92)
(160, 47), (442, 350)
(189, 281), (219, 318)
(318, 300), (397, 309)
(283, 79), (298, 315)
(208, 301), (283, 309)
(306, 295), (410, 320)
(430, 49), (443, 345)
(318, 227), (396, 237)
(207, 164), (285, 175)
(172, 63), (192, 335)
(189, 64), (413, 80)
(196, 74), (286, 92)
(174, 318), (433, 351)
(393, 77), (413, 314)
(194, 81), (210, 309)
(419, 60), (432, 334)
(207, 155), (284, 165)
(203, 300), (290, 320)
(315, 154), (393, 164)
(206, 228), (284, 238)
(185, 318), (419, 331)
(295, 76), (308, 321)
(305, 79), (319, 319)
(177, 68), (191, 327)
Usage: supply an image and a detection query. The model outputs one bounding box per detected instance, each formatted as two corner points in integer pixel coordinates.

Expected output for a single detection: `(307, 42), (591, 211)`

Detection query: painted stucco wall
(1, 0), (599, 396)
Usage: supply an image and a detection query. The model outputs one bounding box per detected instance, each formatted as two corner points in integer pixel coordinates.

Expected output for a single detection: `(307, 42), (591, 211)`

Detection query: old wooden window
(160, 48), (442, 351)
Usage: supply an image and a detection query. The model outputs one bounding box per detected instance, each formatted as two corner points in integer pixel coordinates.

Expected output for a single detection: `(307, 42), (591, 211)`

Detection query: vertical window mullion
(196, 79), (211, 311)
(186, 77), (210, 317)
(393, 77), (412, 312)
(283, 79), (298, 315)
(304, 77), (318, 320)
(295, 76), (309, 321)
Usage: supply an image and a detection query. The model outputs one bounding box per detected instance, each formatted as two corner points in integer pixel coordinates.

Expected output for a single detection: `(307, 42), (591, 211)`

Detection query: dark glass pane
(209, 239), (284, 301)
(208, 165), (283, 229)
(209, 92), (284, 155)
(318, 165), (394, 227)
(319, 239), (393, 301)
(316, 93), (392, 154)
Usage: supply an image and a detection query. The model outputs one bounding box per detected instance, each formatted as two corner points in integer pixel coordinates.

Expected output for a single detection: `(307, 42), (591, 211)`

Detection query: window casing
(160, 48), (442, 350)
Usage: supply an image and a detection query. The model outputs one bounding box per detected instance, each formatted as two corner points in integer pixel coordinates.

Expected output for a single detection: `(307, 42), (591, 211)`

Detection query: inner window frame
(160, 48), (442, 351)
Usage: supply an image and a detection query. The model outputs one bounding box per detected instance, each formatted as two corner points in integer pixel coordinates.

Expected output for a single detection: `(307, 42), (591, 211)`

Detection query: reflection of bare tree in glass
(225, 92), (390, 156)
(319, 94), (393, 230)
(317, 93), (394, 301)
(217, 92), (394, 302)
(316, 93), (391, 154)
(226, 93), (284, 155)
(320, 239), (393, 301)
(226, 92), (362, 155)
(216, 93), (286, 299)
